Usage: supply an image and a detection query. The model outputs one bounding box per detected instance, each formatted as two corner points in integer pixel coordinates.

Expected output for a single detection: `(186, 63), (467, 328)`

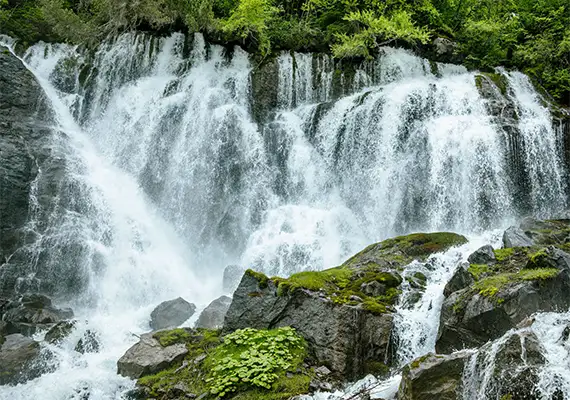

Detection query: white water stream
(1, 32), (569, 399)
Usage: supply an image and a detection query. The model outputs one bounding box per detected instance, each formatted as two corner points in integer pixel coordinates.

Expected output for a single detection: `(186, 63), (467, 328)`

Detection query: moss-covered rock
(437, 220), (570, 354)
(401, 330), (546, 400)
(343, 232), (468, 270)
(224, 232), (466, 380)
(134, 327), (311, 400)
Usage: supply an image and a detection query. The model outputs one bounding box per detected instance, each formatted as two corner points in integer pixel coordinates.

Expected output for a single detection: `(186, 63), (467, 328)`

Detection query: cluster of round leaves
(207, 327), (305, 397)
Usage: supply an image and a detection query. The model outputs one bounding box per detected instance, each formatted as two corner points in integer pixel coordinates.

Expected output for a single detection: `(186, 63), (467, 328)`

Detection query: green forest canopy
(1, 0), (569, 104)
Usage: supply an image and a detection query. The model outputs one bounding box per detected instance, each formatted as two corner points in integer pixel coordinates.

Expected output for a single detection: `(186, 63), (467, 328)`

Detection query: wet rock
(503, 226), (533, 248)
(0, 49), (55, 284)
(467, 245), (496, 264)
(45, 320), (77, 344)
(250, 58), (279, 123)
(398, 351), (473, 400)
(150, 297), (196, 330)
(0, 333), (41, 385)
(223, 264), (245, 294)
(117, 332), (188, 379)
(401, 331), (545, 400)
(472, 331), (546, 400)
(2, 294), (74, 336)
(75, 330), (100, 353)
(437, 268), (570, 353)
(443, 263), (474, 297)
(195, 295), (232, 329)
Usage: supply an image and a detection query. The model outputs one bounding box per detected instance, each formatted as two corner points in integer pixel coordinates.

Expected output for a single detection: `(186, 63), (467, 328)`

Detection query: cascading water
(1, 31), (569, 399)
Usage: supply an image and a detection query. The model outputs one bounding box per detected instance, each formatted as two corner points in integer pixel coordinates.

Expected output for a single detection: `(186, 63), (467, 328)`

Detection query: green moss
(474, 268), (559, 298)
(468, 264), (491, 280)
(274, 266), (352, 294)
(245, 269), (269, 289)
(493, 248), (515, 262)
(410, 353), (434, 369)
(413, 271), (427, 284)
(375, 232), (468, 259)
(153, 328), (194, 347)
(364, 361), (390, 376)
(526, 249), (550, 269)
(518, 268), (559, 281)
(247, 291), (263, 297)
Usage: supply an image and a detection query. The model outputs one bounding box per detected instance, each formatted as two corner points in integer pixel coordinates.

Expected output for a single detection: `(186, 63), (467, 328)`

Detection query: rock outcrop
(195, 295), (231, 329)
(0, 333), (41, 385)
(437, 220), (570, 353)
(1, 294), (74, 337)
(149, 297), (196, 331)
(0, 48), (56, 296)
(117, 332), (189, 379)
(400, 330), (545, 400)
(224, 232), (467, 379)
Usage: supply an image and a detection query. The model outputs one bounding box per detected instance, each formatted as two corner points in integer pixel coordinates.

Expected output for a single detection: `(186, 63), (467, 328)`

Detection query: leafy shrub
(206, 327), (306, 397)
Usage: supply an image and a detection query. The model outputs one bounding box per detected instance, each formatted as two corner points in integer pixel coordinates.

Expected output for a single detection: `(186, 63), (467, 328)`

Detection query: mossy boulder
(343, 232), (468, 270)
(132, 327), (312, 400)
(224, 270), (393, 380)
(437, 227), (570, 354)
(400, 330), (546, 400)
(224, 232), (465, 380)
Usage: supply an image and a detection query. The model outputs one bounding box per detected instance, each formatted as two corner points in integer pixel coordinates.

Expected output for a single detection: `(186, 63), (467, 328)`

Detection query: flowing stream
(0, 32), (569, 399)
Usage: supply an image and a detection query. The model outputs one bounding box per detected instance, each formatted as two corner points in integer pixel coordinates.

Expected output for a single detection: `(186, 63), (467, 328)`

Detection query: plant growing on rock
(206, 327), (306, 397)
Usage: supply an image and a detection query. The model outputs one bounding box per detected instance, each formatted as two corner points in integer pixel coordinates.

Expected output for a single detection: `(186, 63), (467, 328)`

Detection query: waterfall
(1, 31), (568, 399)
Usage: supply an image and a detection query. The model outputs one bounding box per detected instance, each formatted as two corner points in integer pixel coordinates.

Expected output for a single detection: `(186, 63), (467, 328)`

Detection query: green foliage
(206, 327), (306, 396)
(138, 327), (309, 399)
(219, 0), (278, 55)
(2, 0), (569, 103)
(332, 10), (430, 58)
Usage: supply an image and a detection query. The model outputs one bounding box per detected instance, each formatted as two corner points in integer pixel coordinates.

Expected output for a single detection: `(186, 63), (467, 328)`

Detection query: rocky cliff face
(0, 47), (56, 296)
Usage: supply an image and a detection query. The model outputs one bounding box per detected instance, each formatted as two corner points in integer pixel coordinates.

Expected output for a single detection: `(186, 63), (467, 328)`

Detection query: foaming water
(0, 38), (216, 400)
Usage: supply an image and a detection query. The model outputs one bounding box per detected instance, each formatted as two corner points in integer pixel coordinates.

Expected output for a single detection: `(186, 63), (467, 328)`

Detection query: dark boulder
(195, 295), (232, 329)
(224, 271), (393, 380)
(503, 227), (533, 248)
(224, 232), (467, 379)
(117, 332), (188, 379)
(443, 263), (474, 297)
(150, 297), (196, 331)
(400, 331), (545, 400)
(75, 329), (100, 354)
(437, 268), (570, 353)
(0, 333), (41, 385)
(45, 320), (77, 344)
(467, 245), (496, 264)
(2, 294), (74, 336)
